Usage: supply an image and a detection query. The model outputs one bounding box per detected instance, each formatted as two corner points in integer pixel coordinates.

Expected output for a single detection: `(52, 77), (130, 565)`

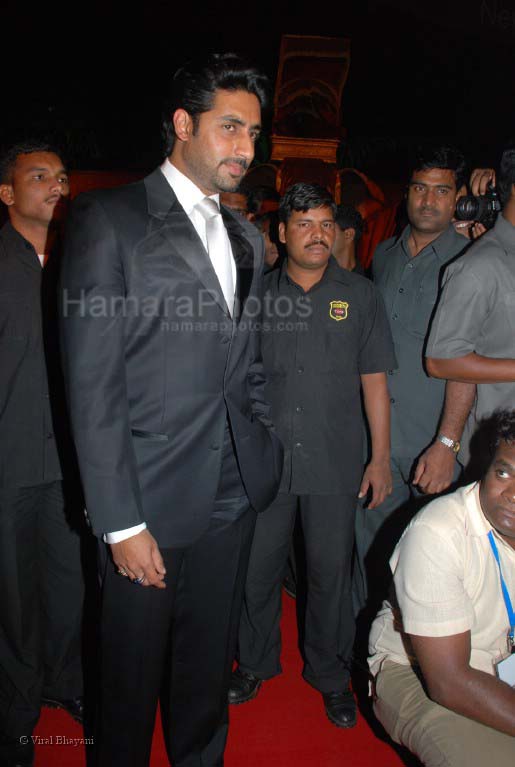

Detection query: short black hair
(162, 53), (270, 156)
(409, 145), (468, 191)
(278, 182), (336, 224)
(0, 140), (63, 185)
(334, 204), (364, 242)
(254, 210), (280, 240)
(488, 409), (515, 457)
(246, 184), (280, 216)
(497, 143), (515, 205)
(469, 409), (515, 479)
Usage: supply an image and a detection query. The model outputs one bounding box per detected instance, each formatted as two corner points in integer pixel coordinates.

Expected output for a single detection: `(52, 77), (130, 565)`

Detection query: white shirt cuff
(103, 523), (147, 544)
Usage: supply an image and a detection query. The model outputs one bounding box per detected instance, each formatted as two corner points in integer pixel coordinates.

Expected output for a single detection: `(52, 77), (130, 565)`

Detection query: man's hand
(412, 441), (455, 495)
(358, 458), (392, 509)
(453, 220), (486, 240)
(110, 529), (167, 589)
(453, 168), (496, 241)
(469, 167), (496, 196)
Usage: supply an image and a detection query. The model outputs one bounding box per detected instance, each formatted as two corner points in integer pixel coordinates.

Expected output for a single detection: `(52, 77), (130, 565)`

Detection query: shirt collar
(160, 159), (219, 215)
(279, 255), (351, 289)
(398, 223), (465, 263)
(466, 481), (514, 551)
(466, 482), (492, 538)
(494, 213), (515, 252)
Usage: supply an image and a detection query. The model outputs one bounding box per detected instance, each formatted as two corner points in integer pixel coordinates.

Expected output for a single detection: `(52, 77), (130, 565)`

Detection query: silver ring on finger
(133, 575), (145, 585)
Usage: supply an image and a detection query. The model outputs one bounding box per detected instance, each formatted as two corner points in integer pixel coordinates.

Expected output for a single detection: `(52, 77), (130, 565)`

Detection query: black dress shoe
(228, 667), (262, 705)
(41, 695), (84, 725)
(322, 689), (357, 728)
(0, 737), (34, 767)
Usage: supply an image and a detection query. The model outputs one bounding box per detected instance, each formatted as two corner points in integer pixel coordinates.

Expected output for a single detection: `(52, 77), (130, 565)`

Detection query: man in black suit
(60, 54), (282, 767)
(0, 142), (84, 767)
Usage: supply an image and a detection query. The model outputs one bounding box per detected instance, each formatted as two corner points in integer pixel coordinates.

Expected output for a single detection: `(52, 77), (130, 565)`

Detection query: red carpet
(34, 594), (406, 766)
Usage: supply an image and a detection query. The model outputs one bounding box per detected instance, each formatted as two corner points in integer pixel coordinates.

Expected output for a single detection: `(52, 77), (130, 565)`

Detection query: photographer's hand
(453, 220), (486, 240)
(469, 167), (496, 196)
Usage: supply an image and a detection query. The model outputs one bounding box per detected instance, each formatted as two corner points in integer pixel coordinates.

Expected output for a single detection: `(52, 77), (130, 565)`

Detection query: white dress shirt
(105, 160), (236, 544)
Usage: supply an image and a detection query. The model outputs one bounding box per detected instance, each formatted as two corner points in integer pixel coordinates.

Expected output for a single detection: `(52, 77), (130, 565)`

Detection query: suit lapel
(144, 169), (229, 316)
(221, 207), (258, 321)
(143, 170), (261, 320)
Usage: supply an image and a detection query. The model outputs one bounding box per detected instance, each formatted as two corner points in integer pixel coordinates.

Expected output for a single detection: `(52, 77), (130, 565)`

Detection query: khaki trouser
(374, 661), (515, 767)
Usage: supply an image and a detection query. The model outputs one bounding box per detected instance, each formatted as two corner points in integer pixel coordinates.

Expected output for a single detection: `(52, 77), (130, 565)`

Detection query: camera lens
(455, 196), (480, 221)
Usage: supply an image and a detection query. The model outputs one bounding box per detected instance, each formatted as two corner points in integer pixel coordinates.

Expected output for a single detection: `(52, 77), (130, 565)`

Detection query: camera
(455, 184), (501, 229)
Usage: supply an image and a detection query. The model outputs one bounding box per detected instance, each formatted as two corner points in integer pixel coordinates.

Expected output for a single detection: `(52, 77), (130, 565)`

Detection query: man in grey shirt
(427, 145), (515, 461)
(355, 146), (477, 613)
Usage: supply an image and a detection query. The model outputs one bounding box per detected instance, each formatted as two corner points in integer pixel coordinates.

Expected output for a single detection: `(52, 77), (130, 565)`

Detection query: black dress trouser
(97, 505), (256, 767)
(0, 481), (84, 738)
(238, 492), (356, 693)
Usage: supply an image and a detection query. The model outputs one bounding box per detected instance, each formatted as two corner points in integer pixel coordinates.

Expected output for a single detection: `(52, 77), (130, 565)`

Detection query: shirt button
(220, 336), (230, 344)
(295, 406), (303, 413)
(210, 444), (220, 451)
(390, 398), (395, 404)
(407, 263), (414, 269)
(297, 366), (304, 374)
(295, 442), (302, 449)
(392, 314), (398, 320)
(46, 433), (54, 439)
(398, 288), (404, 293)
(387, 370), (394, 375)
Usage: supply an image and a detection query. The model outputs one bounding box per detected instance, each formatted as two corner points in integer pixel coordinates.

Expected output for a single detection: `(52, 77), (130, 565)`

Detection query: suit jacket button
(210, 444), (220, 451)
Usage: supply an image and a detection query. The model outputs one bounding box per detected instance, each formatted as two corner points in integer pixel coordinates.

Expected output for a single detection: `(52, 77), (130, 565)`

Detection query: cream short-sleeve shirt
(369, 483), (515, 677)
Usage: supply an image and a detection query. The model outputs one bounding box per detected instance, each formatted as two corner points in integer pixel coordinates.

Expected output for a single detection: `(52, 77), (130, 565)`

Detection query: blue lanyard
(488, 531), (515, 646)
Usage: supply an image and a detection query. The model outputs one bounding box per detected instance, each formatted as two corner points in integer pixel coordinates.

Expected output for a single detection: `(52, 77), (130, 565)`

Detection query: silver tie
(195, 197), (234, 316)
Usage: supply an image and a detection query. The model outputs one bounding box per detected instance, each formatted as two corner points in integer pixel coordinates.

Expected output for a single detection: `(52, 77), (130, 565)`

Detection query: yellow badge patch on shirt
(329, 300), (349, 321)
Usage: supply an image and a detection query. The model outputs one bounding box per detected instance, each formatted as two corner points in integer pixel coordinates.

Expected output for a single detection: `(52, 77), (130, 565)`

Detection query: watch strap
(437, 434), (460, 453)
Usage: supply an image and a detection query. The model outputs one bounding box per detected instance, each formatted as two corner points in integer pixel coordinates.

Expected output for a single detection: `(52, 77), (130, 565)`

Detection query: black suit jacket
(0, 223), (64, 488)
(60, 168), (282, 547)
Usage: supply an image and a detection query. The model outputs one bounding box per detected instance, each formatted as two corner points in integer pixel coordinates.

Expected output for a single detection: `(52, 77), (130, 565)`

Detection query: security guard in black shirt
(0, 142), (84, 767)
(229, 183), (396, 728)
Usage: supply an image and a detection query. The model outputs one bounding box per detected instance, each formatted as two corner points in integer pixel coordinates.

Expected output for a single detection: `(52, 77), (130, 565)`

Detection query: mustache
(420, 207), (439, 215)
(306, 240), (329, 250)
(222, 157), (249, 171)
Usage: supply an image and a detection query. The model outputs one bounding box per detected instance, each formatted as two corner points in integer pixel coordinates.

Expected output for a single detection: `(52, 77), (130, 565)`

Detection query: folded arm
(410, 631), (515, 736)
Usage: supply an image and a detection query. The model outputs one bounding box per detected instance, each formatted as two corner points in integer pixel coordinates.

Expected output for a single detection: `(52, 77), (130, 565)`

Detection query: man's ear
(278, 222), (287, 244)
(172, 109), (194, 143)
(0, 184), (14, 207)
(344, 227), (356, 242)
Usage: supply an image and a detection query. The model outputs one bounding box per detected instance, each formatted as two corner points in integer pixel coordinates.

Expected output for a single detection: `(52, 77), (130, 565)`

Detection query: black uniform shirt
(0, 222), (63, 488)
(262, 257), (396, 496)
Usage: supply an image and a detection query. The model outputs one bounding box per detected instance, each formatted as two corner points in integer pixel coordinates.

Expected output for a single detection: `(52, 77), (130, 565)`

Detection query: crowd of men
(0, 52), (514, 767)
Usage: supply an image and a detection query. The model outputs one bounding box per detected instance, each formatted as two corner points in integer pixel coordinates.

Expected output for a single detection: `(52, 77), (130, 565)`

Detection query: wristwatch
(437, 434), (461, 453)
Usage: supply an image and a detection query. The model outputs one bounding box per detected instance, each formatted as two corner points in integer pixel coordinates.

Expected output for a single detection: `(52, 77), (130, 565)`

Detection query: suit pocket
(131, 428), (169, 442)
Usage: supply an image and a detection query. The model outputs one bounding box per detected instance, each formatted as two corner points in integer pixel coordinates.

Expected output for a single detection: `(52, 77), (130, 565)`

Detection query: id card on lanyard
(489, 531), (515, 686)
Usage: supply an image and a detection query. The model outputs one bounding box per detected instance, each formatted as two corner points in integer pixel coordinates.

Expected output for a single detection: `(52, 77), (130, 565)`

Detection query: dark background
(3, 0), (514, 179)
